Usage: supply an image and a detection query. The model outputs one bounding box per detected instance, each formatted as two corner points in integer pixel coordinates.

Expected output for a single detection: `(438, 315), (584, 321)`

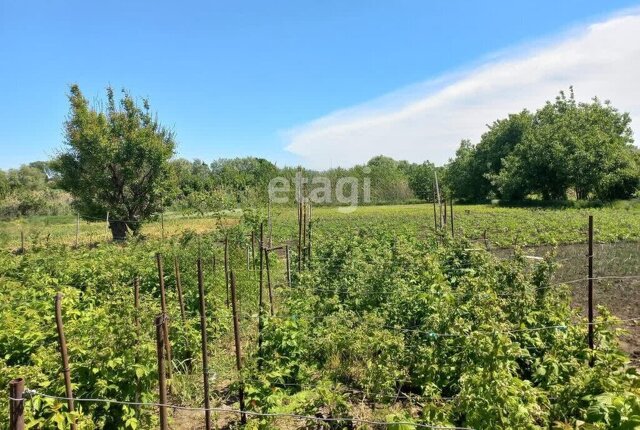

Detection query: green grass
(1, 203), (638, 251)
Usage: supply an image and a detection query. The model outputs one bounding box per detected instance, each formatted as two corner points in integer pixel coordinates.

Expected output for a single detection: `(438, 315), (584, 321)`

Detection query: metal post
(105, 212), (110, 241)
(229, 271), (246, 424)
(54, 293), (76, 430)
(9, 378), (25, 430)
(588, 215), (594, 359)
(155, 315), (168, 430)
(197, 259), (212, 430)
(155, 254), (173, 380)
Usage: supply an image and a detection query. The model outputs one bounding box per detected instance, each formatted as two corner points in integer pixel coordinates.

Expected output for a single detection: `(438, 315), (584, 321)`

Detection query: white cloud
(284, 10), (640, 169)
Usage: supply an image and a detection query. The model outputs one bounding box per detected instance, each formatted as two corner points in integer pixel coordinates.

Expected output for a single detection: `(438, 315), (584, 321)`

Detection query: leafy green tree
(0, 171), (9, 201)
(210, 157), (278, 203)
(53, 85), (176, 240)
(449, 88), (639, 202)
(6, 165), (48, 192)
(406, 161), (437, 201)
(495, 90), (637, 200)
(365, 155), (414, 202)
(446, 140), (483, 202)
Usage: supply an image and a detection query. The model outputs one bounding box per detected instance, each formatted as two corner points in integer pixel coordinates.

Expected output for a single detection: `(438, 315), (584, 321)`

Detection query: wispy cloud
(284, 10), (640, 169)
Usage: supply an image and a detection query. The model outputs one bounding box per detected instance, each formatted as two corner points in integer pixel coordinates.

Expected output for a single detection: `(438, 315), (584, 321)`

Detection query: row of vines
(1, 209), (640, 429)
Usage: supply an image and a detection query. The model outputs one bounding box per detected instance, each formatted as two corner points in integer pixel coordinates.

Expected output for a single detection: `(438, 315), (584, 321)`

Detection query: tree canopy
(53, 85), (176, 239)
(447, 89), (639, 202)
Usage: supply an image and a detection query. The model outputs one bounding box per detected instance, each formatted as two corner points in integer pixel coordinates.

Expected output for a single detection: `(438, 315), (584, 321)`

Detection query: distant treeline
(1, 88), (638, 219)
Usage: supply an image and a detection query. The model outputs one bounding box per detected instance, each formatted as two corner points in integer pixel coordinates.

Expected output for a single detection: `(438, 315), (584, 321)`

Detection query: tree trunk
(109, 220), (128, 241)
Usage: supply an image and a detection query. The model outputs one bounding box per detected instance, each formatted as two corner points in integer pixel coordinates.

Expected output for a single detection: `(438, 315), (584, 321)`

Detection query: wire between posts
(8, 391), (475, 430)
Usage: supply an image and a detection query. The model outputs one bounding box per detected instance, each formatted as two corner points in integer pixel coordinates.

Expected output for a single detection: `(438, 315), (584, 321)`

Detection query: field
(3, 203), (640, 251)
(1, 203), (640, 429)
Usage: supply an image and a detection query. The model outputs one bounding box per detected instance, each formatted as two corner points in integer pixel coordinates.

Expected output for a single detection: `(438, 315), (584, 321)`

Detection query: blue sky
(1, 1), (639, 169)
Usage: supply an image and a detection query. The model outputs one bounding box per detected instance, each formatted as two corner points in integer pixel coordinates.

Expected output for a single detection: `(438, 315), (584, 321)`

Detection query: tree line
(0, 85), (637, 239)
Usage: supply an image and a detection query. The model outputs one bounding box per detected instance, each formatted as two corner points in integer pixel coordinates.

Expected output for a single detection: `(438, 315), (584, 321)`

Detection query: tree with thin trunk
(53, 85), (176, 240)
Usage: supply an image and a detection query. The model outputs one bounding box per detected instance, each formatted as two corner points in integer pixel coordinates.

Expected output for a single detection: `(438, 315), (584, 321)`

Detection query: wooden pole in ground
(105, 212), (110, 241)
(251, 230), (256, 271)
(224, 236), (230, 308)
(588, 215), (594, 361)
(54, 293), (76, 430)
(285, 245), (291, 288)
(434, 172), (443, 229)
(9, 378), (25, 430)
(20, 231), (24, 254)
(229, 271), (246, 425)
(432, 190), (437, 230)
(155, 315), (168, 430)
(196, 258), (212, 430)
(133, 277), (141, 417)
(75, 213), (80, 248)
(450, 198), (454, 238)
(258, 223), (265, 367)
(265, 248), (274, 316)
(443, 193), (447, 226)
(302, 200), (307, 267)
(297, 200), (302, 272)
(267, 197), (272, 248)
(155, 254), (173, 381)
(174, 257), (186, 323)
(160, 201), (165, 241)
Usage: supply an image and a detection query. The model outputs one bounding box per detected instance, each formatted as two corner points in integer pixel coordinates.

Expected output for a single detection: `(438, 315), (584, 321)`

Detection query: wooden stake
(197, 259), (212, 430)
(251, 230), (256, 271)
(434, 171), (443, 228)
(174, 257), (186, 323)
(133, 277), (141, 417)
(54, 293), (76, 430)
(265, 248), (274, 316)
(155, 315), (168, 430)
(432, 190), (438, 233)
(155, 254), (173, 381)
(229, 271), (246, 424)
(75, 213), (80, 248)
(258, 223), (265, 367)
(9, 378), (25, 430)
(297, 200), (302, 272)
(285, 245), (291, 288)
(588, 215), (594, 361)
(450, 198), (454, 238)
(224, 236), (230, 308)
(20, 231), (24, 254)
(160, 201), (165, 241)
(105, 212), (110, 241)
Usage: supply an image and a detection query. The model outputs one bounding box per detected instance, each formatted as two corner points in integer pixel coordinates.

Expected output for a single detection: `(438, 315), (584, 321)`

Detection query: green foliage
(53, 85), (176, 239)
(448, 88), (639, 202)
